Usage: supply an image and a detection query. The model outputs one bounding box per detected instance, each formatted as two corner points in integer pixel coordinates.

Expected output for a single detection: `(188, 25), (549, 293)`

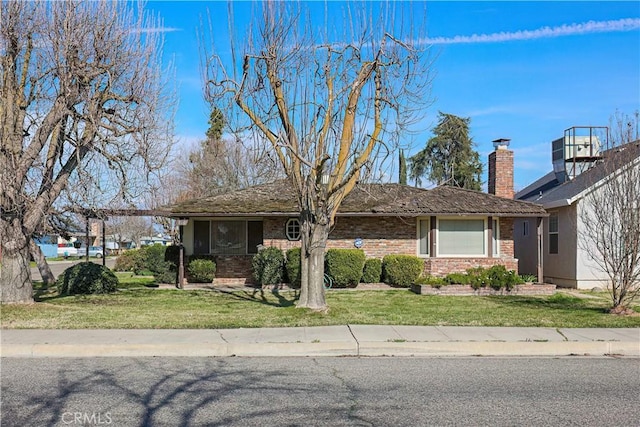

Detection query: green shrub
(414, 275), (447, 288)
(361, 258), (382, 283)
(486, 265), (524, 290)
(466, 267), (490, 290)
(56, 262), (118, 295)
(164, 245), (181, 267)
(444, 272), (471, 285)
(113, 250), (142, 272)
(442, 265), (524, 290)
(325, 249), (366, 288)
(285, 247), (302, 288)
(252, 247), (285, 286)
(140, 244), (170, 275)
(521, 274), (538, 283)
(187, 258), (216, 283)
(382, 255), (423, 287)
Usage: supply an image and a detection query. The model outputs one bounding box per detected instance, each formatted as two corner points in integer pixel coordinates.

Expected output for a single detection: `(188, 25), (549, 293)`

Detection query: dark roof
(517, 142), (640, 206)
(166, 181), (546, 217)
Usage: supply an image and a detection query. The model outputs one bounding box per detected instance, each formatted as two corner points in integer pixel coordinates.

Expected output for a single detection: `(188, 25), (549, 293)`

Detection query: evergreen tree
(399, 150), (407, 185)
(409, 112), (482, 190)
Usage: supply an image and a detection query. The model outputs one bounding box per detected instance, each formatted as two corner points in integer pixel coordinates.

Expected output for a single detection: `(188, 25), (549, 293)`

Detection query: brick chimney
(488, 138), (514, 199)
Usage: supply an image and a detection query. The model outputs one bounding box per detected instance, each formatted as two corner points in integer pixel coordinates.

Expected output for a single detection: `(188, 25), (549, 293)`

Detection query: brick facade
(488, 147), (514, 199)
(207, 215), (518, 285)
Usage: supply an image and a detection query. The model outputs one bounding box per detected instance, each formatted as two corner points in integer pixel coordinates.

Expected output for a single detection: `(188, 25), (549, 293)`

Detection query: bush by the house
(285, 247), (301, 288)
(113, 250), (142, 272)
(114, 245), (176, 283)
(187, 258), (216, 283)
(164, 244), (180, 267)
(444, 272), (471, 286)
(141, 244), (169, 274)
(252, 247), (285, 286)
(443, 265), (525, 290)
(56, 262), (119, 295)
(382, 255), (423, 287)
(415, 275), (447, 288)
(361, 258), (382, 283)
(325, 249), (366, 288)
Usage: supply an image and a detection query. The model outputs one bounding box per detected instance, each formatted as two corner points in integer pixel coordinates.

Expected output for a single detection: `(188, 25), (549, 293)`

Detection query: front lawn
(2, 277), (638, 329)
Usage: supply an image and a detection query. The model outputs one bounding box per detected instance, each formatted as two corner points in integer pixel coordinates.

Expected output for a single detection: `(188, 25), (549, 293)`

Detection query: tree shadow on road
(1, 357), (351, 427)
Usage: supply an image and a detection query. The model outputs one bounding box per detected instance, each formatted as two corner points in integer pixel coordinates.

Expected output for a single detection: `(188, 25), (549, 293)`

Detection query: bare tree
(578, 111), (640, 311)
(177, 108), (282, 198)
(0, 1), (174, 302)
(203, 2), (432, 309)
(107, 215), (153, 251)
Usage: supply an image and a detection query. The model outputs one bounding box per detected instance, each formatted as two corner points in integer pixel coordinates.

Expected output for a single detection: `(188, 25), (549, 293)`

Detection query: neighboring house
(34, 235), (58, 258)
(167, 143), (546, 285)
(515, 128), (640, 289)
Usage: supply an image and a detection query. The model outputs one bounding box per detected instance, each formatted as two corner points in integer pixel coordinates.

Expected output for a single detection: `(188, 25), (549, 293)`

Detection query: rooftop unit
(552, 126), (608, 182)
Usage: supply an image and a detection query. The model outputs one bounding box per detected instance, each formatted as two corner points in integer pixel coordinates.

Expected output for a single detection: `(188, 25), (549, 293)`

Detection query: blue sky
(148, 1), (640, 191)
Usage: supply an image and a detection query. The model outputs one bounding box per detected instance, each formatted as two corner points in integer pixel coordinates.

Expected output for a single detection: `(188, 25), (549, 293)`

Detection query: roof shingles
(166, 181), (546, 217)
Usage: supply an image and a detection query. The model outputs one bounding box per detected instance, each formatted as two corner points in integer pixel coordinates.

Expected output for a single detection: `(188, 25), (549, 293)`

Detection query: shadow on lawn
(488, 293), (609, 314)
(215, 287), (299, 308)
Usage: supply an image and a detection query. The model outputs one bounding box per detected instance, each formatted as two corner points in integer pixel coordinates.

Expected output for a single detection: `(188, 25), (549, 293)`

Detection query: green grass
(2, 278), (639, 329)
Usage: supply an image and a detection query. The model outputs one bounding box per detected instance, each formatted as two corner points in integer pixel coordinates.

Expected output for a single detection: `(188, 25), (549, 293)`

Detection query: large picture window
(438, 218), (485, 256)
(549, 213), (559, 254)
(193, 220), (263, 255)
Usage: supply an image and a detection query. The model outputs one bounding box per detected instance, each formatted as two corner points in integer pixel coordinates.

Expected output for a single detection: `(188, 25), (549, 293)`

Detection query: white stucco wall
(542, 206), (578, 287)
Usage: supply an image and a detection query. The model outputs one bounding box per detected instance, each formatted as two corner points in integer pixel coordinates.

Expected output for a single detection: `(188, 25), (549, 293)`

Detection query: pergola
(75, 208), (189, 287)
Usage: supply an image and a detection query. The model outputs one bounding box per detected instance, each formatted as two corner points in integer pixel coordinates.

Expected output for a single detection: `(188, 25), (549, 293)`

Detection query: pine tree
(409, 112), (482, 190)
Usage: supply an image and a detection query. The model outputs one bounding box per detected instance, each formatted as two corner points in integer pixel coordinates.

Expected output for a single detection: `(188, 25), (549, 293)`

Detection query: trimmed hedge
(252, 247), (285, 285)
(325, 249), (366, 288)
(285, 247), (302, 288)
(187, 258), (216, 283)
(382, 255), (423, 287)
(57, 262), (119, 295)
(361, 258), (382, 283)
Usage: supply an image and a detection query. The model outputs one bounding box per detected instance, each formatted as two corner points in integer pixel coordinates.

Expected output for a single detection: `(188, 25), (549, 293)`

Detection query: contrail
(423, 18), (640, 45)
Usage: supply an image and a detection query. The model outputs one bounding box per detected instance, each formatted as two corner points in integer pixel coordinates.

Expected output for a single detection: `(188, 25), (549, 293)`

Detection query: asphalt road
(1, 357), (638, 426)
(31, 258), (116, 281)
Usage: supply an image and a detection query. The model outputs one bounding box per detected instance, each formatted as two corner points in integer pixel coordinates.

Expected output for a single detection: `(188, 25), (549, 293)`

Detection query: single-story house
(167, 143), (546, 285)
(515, 132), (640, 289)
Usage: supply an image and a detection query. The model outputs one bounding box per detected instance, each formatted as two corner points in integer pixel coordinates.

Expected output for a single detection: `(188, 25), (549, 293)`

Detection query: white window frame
(492, 218), (500, 256)
(436, 217), (488, 257)
(285, 218), (301, 241)
(548, 213), (559, 255)
(416, 217), (430, 257)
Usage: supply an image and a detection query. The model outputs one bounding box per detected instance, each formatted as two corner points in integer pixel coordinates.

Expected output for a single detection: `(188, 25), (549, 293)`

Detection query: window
(549, 213), (559, 254)
(286, 218), (301, 241)
(523, 220), (529, 237)
(418, 219), (430, 256)
(193, 221), (210, 255)
(492, 219), (499, 256)
(438, 219), (485, 256)
(193, 220), (263, 255)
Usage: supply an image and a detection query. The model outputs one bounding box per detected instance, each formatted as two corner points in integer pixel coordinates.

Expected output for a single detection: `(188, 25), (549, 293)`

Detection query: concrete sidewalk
(1, 326), (638, 358)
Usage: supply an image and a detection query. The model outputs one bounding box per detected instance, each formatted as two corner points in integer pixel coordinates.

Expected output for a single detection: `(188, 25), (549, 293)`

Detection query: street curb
(2, 341), (638, 358)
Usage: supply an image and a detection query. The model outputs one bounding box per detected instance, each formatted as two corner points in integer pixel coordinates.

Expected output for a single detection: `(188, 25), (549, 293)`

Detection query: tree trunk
(297, 221), (328, 310)
(29, 239), (55, 286)
(0, 218), (34, 303)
